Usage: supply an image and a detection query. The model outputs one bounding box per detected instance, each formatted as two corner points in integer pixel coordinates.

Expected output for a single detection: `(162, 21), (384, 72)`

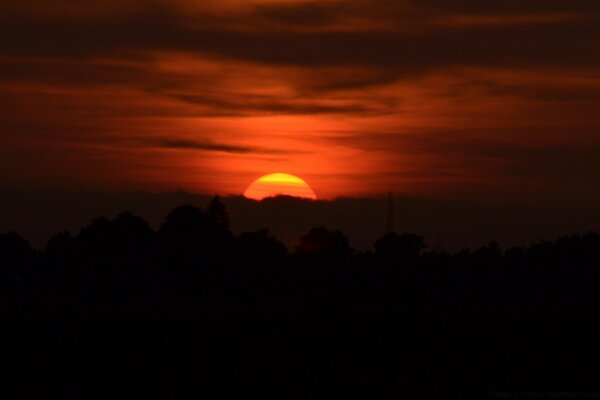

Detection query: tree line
(3, 197), (600, 398)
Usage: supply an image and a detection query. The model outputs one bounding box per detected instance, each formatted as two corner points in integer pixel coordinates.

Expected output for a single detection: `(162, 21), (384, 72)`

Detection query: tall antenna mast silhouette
(386, 191), (395, 233)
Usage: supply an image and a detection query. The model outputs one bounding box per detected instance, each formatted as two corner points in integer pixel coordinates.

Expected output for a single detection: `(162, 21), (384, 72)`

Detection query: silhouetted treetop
(295, 226), (353, 263)
(157, 198), (234, 265)
(238, 229), (289, 265)
(159, 205), (208, 240)
(0, 232), (34, 281)
(207, 195), (230, 232)
(374, 232), (426, 264)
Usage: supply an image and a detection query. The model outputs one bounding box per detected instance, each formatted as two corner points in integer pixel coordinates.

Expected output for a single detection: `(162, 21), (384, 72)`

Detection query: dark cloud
(251, 1), (343, 27)
(1, 1), (599, 73)
(150, 138), (297, 155)
(1, 0), (599, 106)
(0, 57), (149, 86)
(172, 93), (380, 116)
(185, 23), (600, 70)
(473, 82), (600, 102)
(415, 0), (600, 14)
(319, 126), (600, 195)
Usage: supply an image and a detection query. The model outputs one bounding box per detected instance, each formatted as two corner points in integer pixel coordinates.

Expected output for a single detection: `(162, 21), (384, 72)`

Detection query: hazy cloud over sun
(1, 0), (600, 205)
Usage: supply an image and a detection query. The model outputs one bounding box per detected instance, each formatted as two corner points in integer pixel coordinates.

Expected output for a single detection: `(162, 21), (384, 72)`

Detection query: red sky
(2, 0), (600, 205)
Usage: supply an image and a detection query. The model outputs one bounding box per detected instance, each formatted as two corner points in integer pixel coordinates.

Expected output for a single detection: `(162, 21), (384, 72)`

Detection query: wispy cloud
(150, 138), (299, 155)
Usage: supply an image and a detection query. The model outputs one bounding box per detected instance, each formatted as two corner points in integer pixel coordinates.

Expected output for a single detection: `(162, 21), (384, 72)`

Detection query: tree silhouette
(295, 226), (353, 263)
(374, 232), (426, 264)
(238, 229), (288, 267)
(0, 232), (34, 284)
(206, 195), (230, 232)
(2, 200), (600, 398)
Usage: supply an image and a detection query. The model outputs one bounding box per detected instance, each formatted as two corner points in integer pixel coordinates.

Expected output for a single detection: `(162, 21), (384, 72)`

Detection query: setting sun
(243, 173), (317, 200)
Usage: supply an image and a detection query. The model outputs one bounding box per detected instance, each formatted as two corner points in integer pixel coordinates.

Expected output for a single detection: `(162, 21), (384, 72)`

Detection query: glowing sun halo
(244, 173), (317, 200)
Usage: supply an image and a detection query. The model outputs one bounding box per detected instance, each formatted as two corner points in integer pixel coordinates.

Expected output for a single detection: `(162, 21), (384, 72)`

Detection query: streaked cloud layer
(2, 0), (600, 205)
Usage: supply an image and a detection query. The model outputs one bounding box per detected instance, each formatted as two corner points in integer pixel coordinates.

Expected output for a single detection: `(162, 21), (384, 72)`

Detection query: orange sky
(2, 0), (600, 205)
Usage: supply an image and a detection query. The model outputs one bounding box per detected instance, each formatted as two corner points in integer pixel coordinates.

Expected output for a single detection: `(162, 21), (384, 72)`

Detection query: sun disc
(243, 173), (317, 200)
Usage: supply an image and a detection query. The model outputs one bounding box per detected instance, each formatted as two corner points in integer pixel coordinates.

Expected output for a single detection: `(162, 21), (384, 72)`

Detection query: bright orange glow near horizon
(244, 173), (317, 201)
